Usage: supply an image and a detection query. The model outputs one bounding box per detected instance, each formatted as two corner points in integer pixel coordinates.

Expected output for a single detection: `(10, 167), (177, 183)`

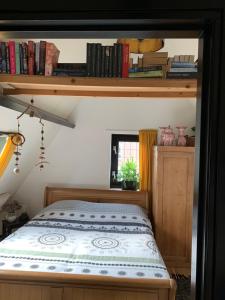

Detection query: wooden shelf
(0, 74), (197, 98)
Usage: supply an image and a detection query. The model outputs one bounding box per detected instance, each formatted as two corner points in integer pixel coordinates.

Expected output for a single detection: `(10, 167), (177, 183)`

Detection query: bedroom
(0, 36), (197, 300)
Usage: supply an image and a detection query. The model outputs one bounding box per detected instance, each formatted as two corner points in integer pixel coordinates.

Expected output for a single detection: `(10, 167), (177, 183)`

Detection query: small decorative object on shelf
(159, 127), (167, 145)
(163, 126), (176, 146)
(176, 126), (187, 146)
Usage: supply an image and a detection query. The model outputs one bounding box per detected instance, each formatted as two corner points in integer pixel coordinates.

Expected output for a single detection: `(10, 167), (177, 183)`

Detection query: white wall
(15, 98), (196, 216)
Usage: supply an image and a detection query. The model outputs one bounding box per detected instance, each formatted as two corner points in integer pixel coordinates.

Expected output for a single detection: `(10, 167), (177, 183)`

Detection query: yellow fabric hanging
(139, 129), (158, 209)
(0, 135), (16, 177)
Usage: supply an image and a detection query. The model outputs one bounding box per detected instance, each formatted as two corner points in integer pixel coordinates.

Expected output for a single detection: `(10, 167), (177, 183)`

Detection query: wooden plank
(0, 95), (75, 129)
(3, 88), (196, 98)
(0, 74), (197, 98)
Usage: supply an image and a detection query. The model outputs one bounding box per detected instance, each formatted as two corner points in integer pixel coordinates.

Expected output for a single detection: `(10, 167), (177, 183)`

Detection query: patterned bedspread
(0, 200), (170, 279)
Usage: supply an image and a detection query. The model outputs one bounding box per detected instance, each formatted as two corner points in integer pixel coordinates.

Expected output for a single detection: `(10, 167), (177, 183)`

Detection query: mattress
(0, 200), (170, 280)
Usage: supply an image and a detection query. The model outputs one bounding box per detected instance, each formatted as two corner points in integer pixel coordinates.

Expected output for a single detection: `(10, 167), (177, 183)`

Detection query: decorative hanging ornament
(12, 119), (25, 175)
(35, 118), (49, 170)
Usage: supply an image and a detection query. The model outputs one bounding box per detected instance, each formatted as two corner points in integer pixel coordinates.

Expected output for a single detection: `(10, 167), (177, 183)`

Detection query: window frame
(110, 134), (139, 188)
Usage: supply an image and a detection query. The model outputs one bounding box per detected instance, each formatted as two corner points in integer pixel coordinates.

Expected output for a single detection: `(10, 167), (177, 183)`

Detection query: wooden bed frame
(0, 187), (176, 300)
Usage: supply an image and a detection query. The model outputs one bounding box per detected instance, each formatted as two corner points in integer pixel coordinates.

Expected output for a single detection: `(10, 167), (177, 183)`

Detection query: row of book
(128, 52), (168, 78)
(0, 41), (60, 76)
(166, 55), (198, 79)
(86, 43), (129, 78)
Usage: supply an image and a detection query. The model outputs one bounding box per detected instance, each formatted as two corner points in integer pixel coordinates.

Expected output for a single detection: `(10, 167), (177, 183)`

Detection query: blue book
(171, 62), (197, 68)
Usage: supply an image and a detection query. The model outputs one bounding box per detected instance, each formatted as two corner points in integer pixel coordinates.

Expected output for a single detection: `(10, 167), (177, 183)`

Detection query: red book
(28, 41), (35, 75)
(8, 41), (16, 74)
(122, 44), (129, 78)
(45, 42), (60, 76)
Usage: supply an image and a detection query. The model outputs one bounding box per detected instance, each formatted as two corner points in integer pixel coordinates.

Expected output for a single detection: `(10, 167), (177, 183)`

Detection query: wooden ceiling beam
(0, 95), (75, 129)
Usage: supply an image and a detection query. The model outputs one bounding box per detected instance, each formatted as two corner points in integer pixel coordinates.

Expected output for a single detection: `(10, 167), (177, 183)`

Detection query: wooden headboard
(44, 187), (149, 213)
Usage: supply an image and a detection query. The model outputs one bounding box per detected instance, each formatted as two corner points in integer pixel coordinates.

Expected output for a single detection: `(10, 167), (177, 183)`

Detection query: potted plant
(117, 159), (139, 191)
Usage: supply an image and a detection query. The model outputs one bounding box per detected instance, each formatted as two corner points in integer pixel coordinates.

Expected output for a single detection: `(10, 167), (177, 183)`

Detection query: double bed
(0, 187), (176, 300)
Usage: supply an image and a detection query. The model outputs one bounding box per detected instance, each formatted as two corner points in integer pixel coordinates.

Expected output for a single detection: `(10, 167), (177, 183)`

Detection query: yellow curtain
(139, 129), (158, 207)
(0, 136), (16, 177)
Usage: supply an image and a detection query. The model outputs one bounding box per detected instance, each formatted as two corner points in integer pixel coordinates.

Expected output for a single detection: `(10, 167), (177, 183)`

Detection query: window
(110, 134), (139, 188)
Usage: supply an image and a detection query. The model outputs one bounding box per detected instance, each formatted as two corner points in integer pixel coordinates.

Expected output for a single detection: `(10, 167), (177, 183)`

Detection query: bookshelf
(0, 75), (197, 98)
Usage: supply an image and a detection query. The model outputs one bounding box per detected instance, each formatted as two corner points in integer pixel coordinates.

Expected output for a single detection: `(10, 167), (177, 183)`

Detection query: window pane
(118, 141), (139, 173)
(0, 137), (7, 154)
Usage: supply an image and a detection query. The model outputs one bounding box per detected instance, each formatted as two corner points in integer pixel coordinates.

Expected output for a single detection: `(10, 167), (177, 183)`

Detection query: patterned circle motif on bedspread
(92, 237), (119, 249)
(38, 233), (66, 245)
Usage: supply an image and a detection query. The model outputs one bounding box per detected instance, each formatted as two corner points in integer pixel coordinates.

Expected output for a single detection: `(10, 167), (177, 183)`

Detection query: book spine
(95, 43), (102, 77)
(19, 43), (24, 74)
(166, 72), (197, 79)
(0, 42), (2, 73)
(129, 65), (162, 72)
(117, 43), (123, 78)
(15, 42), (20, 74)
(86, 43), (92, 76)
(45, 42), (53, 76)
(100, 46), (105, 77)
(171, 62), (196, 68)
(1, 42), (7, 73)
(6, 43), (10, 73)
(104, 46), (110, 77)
(170, 67), (197, 72)
(22, 42), (28, 74)
(35, 42), (40, 75)
(39, 41), (46, 75)
(91, 43), (97, 77)
(113, 43), (118, 77)
(108, 46), (113, 77)
(129, 70), (163, 78)
(28, 41), (34, 75)
(8, 41), (16, 75)
(122, 44), (129, 78)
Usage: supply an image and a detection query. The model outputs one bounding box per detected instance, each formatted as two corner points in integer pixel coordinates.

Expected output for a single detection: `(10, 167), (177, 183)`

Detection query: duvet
(0, 200), (170, 279)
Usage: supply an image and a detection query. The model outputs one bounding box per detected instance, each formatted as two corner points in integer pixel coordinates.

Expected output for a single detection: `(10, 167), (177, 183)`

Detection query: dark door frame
(0, 9), (224, 300)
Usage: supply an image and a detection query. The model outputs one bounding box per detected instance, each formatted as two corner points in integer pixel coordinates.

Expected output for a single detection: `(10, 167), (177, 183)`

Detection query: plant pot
(121, 180), (137, 191)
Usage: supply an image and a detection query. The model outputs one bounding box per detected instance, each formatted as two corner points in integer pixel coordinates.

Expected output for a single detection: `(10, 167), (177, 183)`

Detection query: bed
(0, 187), (176, 300)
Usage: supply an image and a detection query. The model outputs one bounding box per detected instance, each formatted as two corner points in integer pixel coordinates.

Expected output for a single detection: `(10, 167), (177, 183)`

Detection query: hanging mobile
(11, 119), (25, 174)
(35, 118), (49, 170)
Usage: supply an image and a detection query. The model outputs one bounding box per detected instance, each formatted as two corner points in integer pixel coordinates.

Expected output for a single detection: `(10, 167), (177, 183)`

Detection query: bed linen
(0, 200), (170, 280)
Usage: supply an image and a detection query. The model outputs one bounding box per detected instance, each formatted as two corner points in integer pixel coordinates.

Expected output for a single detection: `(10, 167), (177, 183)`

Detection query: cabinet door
(153, 148), (194, 269)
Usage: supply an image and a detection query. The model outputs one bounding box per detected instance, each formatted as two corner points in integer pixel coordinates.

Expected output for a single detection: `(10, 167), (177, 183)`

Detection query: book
(143, 56), (168, 66)
(113, 43), (118, 77)
(95, 43), (102, 77)
(22, 42), (28, 74)
(28, 41), (35, 75)
(86, 43), (92, 76)
(104, 46), (110, 77)
(129, 70), (163, 78)
(108, 46), (113, 77)
(8, 41), (16, 74)
(166, 72), (198, 79)
(129, 65), (162, 73)
(122, 44), (129, 78)
(52, 70), (86, 76)
(170, 67), (197, 72)
(19, 43), (24, 74)
(91, 43), (97, 77)
(6, 43), (10, 73)
(55, 63), (86, 70)
(143, 51), (168, 58)
(15, 42), (20, 74)
(0, 42), (2, 73)
(35, 42), (40, 75)
(171, 62), (197, 68)
(1, 42), (7, 73)
(45, 42), (60, 76)
(100, 46), (105, 77)
(39, 41), (46, 75)
(117, 43), (123, 77)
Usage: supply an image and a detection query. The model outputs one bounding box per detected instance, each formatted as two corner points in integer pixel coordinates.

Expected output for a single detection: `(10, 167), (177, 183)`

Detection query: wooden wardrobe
(152, 146), (195, 273)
